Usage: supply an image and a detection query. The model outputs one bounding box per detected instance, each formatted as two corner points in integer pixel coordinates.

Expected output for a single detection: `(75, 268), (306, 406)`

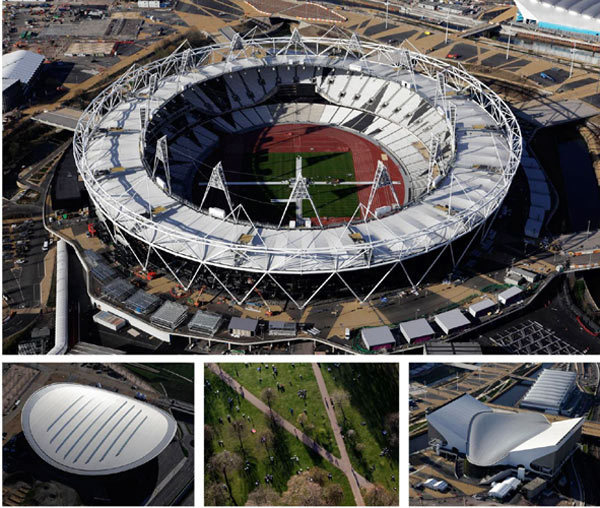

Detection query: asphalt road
(2, 219), (49, 309)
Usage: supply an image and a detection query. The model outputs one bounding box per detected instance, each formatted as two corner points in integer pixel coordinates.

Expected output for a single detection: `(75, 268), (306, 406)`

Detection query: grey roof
(31, 326), (51, 339)
(3, 50), (45, 87)
(268, 321), (296, 331)
(434, 309), (470, 333)
(361, 326), (395, 346)
(228, 316), (258, 332)
(499, 286), (523, 301)
(399, 318), (435, 341)
(424, 341), (482, 355)
(521, 369), (576, 411)
(469, 298), (496, 314)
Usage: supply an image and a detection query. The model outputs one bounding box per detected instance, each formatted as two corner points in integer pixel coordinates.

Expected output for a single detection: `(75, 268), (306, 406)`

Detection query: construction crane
(254, 289), (273, 316)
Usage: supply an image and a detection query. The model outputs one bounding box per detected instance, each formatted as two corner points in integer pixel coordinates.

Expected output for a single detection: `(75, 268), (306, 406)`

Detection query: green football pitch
(238, 151), (360, 220)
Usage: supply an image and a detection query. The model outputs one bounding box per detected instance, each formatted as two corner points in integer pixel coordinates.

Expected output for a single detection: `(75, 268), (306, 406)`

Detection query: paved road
(207, 363), (371, 501)
(312, 363), (367, 506)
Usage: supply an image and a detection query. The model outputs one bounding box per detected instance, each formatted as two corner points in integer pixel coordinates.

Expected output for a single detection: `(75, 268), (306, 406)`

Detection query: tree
(385, 412), (399, 450)
(210, 450), (243, 505)
(231, 419), (247, 456)
(309, 467), (328, 486)
(323, 484), (344, 506)
(205, 482), (229, 506)
(363, 484), (396, 506)
(205, 424), (215, 461)
(331, 389), (350, 421)
(259, 429), (273, 452)
(245, 486), (281, 506)
(261, 387), (277, 412)
(355, 442), (366, 455)
(280, 471), (324, 506)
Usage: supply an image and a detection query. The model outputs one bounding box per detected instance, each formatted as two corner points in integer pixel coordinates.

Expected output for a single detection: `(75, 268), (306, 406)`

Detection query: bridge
(32, 107), (82, 131)
(460, 22), (501, 38)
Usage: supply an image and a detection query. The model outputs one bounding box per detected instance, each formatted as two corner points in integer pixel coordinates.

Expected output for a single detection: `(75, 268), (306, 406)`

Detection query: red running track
(220, 124), (406, 218)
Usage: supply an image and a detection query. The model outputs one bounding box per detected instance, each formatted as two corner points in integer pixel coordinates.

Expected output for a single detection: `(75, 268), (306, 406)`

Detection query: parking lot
(2, 219), (53, 309)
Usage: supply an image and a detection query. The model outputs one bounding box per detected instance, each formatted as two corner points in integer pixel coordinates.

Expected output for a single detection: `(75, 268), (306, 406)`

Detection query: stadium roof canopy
(21, 383), (177, 476)
(515, 0), (600, 34)
(520, 369), (577, 412)
(3, 50), (45, 86)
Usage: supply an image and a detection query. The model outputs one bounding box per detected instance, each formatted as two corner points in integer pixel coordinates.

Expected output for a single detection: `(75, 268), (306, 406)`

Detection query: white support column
(366, 160), (400, 218)
(427, 135), (439, 192)
(199, 161), (235, 217)
(448, 102), (457, 151)
(153, 135), (171, 194)
(435, 71), (447, 114)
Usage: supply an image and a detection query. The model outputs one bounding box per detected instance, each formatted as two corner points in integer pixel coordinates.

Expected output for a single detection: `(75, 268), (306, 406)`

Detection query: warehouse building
(360, 326), (396, 351)
(427, 394), (584, 478)
(468, 298), (496, 318)
(399, 318), (435, 343)
(520, 369), (577, 415)
(2, 50), (45, 111)
(434, 309), (471, 335)
(228, 317), (258, 337)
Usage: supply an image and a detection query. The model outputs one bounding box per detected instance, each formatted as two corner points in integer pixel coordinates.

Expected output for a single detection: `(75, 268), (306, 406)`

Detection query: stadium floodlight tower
(277, 155), (323, 229)
(74, 32), (521, 309)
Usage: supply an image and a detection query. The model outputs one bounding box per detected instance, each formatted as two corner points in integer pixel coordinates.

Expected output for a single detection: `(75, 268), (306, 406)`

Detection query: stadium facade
(74, 31), (521, 307)
(427, 394), (584, 478)
(514, 0), (600, 35)
(21, 383), (177, 476)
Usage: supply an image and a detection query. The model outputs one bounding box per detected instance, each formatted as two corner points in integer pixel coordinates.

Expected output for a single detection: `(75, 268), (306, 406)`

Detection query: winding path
(207, 363), (371, 505)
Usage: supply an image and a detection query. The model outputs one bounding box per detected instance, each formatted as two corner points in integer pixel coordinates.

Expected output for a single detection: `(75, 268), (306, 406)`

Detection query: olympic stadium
(74, 31), (521, 308)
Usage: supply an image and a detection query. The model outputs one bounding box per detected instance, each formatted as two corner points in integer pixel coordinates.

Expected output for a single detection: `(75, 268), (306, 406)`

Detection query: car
(15, 258), (26, 264)
(42, 240), (49, 251)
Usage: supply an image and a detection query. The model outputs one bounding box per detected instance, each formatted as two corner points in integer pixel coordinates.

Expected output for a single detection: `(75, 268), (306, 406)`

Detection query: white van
(42, 240), (49, 251)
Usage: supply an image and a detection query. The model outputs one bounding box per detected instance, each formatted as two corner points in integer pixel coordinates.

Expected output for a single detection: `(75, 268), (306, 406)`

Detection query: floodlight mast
(365, 160), (400, 218)
(200, 161), (236, 218)
(277, 156), (323, 229)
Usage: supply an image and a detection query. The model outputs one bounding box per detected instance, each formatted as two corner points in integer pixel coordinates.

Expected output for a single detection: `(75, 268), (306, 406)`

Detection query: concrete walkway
(312, 363), (368, 506)
(207, 363), (371, 504)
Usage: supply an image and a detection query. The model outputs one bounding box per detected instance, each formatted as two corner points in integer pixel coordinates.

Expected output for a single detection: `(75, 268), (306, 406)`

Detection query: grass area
(237, 151), (359, 220)
(220, 363), (339, 457)
(124, 363), (194, 403)
(319, 364), (399, 501)
(204, 369), (354, 506)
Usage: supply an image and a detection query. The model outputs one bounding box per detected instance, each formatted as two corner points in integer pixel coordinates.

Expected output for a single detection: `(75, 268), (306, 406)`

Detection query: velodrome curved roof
(21, 383), (177, 476)
(2, 50), (45, 86)
(74, 35), (520, 275)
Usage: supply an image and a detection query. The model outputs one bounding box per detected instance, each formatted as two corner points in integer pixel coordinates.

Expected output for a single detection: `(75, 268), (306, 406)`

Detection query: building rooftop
(521, 369), (577, 411)
(361, 326), (395, 347)
(2, 50), (45, 87)
(399, 318), (434, 341)
(434, 309), (470, 332)
(228, 316), (258, 332)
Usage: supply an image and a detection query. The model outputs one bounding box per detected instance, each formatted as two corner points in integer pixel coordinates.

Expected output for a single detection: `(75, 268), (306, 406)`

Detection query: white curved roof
(21, 383), (176, 475)
(427, 394), (490, 451)
(515, 0), (600, 33)
(467, 411), (550, 466)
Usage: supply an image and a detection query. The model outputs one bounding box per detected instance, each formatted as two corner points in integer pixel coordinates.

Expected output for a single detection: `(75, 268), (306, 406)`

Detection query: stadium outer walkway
(206, 363), (371, 505)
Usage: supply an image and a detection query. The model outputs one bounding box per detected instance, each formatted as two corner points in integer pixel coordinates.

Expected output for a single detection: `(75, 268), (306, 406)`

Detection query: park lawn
(204, 369), (354, 506)
(123, 363), (194, 403)
(220, 363), (340, 457)
(319, 364), (399, 500)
